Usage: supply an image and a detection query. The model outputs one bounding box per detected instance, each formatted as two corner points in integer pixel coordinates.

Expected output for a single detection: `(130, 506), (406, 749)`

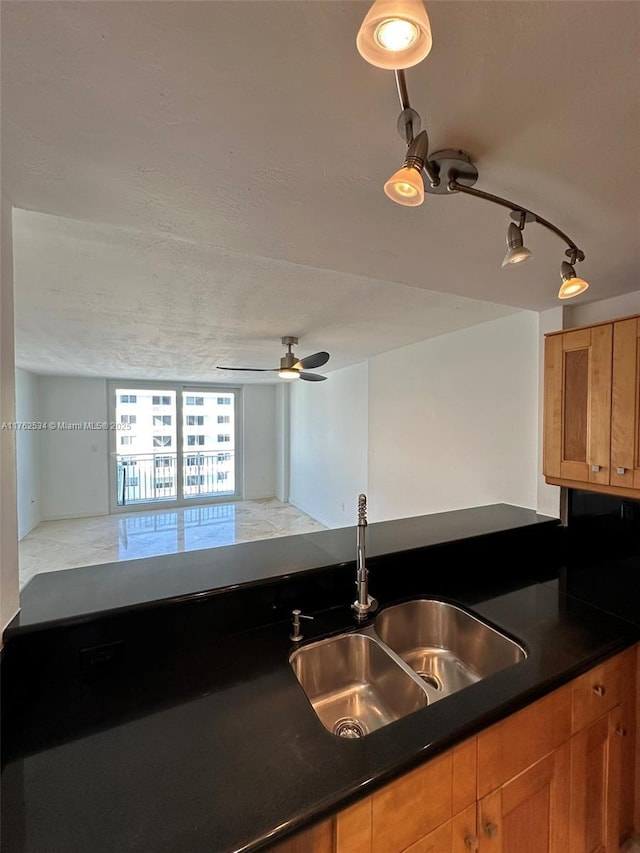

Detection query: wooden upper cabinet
(544, 324), (612, 486)
(610, 316), (640, 490)
(544, 313), (640, 499)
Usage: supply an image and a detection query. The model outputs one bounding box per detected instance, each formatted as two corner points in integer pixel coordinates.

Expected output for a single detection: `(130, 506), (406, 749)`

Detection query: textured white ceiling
(2, 1), (639, 380)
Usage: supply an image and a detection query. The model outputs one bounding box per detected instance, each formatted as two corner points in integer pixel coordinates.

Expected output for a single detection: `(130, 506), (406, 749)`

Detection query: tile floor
(18, 498), (326, 588)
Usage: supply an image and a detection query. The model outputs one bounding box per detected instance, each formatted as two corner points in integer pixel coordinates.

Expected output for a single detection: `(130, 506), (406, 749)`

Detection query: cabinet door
(399, 804), (477, 853)
(477, 742), (571, 853)
(610, 317), (640, 490)
(570, 711), (622, 853)
(544, 325), (612, 486)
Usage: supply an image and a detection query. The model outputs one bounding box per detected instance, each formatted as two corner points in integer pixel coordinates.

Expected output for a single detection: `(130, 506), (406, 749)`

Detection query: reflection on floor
(19, 498), (327, 588)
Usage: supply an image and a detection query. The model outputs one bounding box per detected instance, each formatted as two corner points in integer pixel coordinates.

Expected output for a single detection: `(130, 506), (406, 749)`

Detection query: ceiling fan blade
(216, 366), (278, 372)
(294, 351), (330, 370)
(299, 371), (327, 382)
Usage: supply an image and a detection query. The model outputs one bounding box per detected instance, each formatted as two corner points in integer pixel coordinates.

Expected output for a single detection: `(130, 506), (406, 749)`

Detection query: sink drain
(417, 672), (442, 691)
(334, 718), (366, 739)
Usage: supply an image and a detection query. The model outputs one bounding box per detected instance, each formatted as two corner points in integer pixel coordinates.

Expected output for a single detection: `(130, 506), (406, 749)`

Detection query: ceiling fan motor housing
(280, 353), (298, 370)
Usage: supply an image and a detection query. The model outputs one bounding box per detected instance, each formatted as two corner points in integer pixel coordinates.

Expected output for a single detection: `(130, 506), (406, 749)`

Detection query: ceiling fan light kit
(217, 336), (330, 382)
(356, 0), (590, 301)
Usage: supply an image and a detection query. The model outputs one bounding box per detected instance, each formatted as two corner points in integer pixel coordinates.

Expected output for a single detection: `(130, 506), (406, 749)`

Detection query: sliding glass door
(110, 383), (240, 510)
(181, 390), (236, 499)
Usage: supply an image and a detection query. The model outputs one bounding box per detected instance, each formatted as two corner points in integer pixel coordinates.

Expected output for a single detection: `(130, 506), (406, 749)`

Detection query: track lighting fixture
(502, 217), (533, 268)
(558, 255), (589, 300)
(356, 0), (433, 70)
(357, 0), (591, 301)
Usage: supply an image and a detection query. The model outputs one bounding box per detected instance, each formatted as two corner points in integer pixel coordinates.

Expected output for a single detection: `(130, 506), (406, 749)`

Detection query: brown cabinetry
(543, 313), (640, 499)
(321, 645), (638, 853)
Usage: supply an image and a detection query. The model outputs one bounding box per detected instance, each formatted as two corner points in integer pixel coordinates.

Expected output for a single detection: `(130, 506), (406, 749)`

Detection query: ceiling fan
(217, 337), (330, 382)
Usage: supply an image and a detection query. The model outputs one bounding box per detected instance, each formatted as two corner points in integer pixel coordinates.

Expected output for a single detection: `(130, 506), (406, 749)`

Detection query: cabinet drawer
(571, 653), (622, 734)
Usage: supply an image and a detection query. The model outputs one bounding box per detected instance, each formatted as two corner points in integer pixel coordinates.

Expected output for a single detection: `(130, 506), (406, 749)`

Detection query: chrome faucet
(351, 494), (377, 622)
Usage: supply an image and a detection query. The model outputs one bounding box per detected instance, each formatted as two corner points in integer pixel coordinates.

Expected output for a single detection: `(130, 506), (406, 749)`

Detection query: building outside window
(112, 386), (239, 507)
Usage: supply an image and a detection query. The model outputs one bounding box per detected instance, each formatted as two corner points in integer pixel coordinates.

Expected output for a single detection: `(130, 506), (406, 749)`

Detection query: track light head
(357, 0), (433, 70)
(502, 222), (533, 268)
(384, 165), (424, 206)
(558, 260), (589, 299)
(384, 130), (429, 206)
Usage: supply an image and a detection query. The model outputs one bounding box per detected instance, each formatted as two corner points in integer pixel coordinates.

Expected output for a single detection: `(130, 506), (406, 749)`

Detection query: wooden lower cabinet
(570, 710), (623, 853)
(478, 742), (571, 853)
(268, 817), (334, 853)
(272, 647), (638, 853)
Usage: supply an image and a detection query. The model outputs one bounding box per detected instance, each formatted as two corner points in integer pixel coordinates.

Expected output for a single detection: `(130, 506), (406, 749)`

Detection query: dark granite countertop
(2, 504), (639, 853)
(8, 503), (556, 634)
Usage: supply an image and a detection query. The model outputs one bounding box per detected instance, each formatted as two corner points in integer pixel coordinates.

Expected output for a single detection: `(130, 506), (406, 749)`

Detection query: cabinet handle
(591, 465), (601, 473)
(484, 823), (499, 839)
(616, 726), (627, 737)
(593, 684), (606, 697)
(616, 467), (626, 475)
(464, 837), (479, 851)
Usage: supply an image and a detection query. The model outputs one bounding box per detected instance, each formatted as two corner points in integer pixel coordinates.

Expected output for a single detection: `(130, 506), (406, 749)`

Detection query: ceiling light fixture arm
(395, 69), (411, 111)
(448, 179), (586, 262)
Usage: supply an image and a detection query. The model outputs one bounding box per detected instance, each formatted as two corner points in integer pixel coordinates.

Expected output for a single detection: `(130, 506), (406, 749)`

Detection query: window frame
(108, 380), (243, 512)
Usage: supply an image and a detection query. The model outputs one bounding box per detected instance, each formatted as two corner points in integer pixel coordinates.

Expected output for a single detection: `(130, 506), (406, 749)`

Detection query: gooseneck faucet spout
(352, 494), (378, 622)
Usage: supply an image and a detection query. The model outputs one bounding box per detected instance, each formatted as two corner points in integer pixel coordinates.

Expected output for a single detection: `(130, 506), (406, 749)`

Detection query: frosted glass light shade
(357, 0), (432, 70)
(558, 276), (589, 299)
(502, 245), (533, 267)
(278, 368), (300, 379)
(502, 222), (533, 268)
(558, 261), (589, 299)
(384, 165), (425, 206)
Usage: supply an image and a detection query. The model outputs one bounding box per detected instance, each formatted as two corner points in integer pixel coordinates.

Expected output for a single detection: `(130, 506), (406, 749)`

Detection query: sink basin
(290, 632), (427, 738)
(374, 599), (527, 697)
(290, 598), (527, 738)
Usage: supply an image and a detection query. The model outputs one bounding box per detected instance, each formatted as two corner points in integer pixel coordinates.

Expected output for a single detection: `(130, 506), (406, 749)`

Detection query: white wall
(368, 311), (539, 522)
(537, 308), (563, 519)
(1, 198), (19, 631)
(275, 384), (290, 502)
(242, 384), (277, 499)
(290, 362), (368, 528)
(564, 291), (640, 328)
(39, 377), (110, 520)
(15, 368), (41, 537)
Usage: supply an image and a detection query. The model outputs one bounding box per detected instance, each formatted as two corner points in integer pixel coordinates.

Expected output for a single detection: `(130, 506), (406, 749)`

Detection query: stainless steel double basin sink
(290, 599), (527, 739)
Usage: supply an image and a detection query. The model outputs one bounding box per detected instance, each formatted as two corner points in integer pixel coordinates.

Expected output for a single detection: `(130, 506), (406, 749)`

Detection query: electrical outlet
(80, 640), (123, 675)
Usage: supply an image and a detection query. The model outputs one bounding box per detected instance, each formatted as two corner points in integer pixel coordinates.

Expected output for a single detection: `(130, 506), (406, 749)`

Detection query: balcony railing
(116, 451), (235, 505)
